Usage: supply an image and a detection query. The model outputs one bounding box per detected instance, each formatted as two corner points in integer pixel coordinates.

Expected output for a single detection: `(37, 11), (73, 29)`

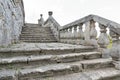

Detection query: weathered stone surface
(44, 11), (61, 40)
(20, 24), (57, 43)
(0, 0), (24, 46)
(22, 68), (120, 80)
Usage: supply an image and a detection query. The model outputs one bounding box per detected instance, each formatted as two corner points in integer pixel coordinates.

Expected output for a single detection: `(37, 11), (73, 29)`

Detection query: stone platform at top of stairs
(0, 43), (96, 52)
(0, 43), (97, 57)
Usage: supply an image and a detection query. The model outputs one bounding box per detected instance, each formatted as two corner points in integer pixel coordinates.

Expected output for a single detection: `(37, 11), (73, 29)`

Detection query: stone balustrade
(44, 11), (60, 41)
(59, 14), (120, 48)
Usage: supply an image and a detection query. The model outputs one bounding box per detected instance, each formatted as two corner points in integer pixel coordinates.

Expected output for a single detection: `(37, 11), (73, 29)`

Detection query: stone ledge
(37, 68), (120, 80)
(0, 52), (101, 65)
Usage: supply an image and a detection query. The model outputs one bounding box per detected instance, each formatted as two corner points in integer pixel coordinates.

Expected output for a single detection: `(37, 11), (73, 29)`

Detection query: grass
(107, 35), (113, 49)
(107, 42), (112, 49)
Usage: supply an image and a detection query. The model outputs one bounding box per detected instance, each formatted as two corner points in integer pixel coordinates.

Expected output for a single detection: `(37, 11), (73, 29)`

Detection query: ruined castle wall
(0, 0), (25, 46)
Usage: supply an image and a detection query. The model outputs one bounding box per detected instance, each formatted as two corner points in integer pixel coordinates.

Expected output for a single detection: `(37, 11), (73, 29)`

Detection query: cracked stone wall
(0, 0), (25, 46)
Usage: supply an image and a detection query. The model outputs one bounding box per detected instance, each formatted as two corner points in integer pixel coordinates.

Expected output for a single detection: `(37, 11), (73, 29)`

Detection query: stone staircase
(0, 43), (120, 80)
(20, 24), (57, 43)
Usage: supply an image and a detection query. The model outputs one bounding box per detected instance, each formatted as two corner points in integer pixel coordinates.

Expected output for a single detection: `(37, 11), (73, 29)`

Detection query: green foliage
(107, 35), (112, 49)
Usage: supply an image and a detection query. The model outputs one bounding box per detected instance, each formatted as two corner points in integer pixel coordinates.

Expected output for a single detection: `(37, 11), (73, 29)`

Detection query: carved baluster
(109, 28), (120, 66)
(90, 20), (97, 39)
(62, 29), (65, 42)
(98, 24), (109, 48)
(60, 30), (63, 42)
(90, 20), (98, 47)
(65, 28), (68, 43)
(74, 25), (77, 38)
(73, 25), (77, 44)
(77, 23), (84, 44)
(68, 27), (73, 43)
(84, 21), (91, 45)
(63, 29), (67, 43)
(60, 30), (63, 38)
(77, 23), (84, 39)
(63, 29), (66, 39)
(110, 29), (119, 46)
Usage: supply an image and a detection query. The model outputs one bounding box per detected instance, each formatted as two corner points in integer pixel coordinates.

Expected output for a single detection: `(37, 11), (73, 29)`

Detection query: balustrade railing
(59, 14), (120, 48)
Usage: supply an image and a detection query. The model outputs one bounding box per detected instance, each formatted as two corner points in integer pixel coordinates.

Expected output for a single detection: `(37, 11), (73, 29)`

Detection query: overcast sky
(23, 0), (120, 26)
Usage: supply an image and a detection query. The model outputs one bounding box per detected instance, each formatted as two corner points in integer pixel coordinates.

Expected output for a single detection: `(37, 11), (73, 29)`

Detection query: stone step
(18, 58), (114, 79)
(21, 30), (52, 33)
(0, 58), (114, 80)
(20, 35), (55, 38)
(20, 38), (56, 40)
(22, 26), (50, 29)
(21, 32), (53, 34)
(0, 52), (101, 69)
(20, 35), (55, 37)
(20, 40), (57, 43)
(20, 37), (55, 40)
(22, 29), (52, 31)
(21, 31), (52, 33)
(20, 34), (54, 36)
(22, 26), (50, 28)
(1, 68), (119, 80)
(37, 68), (120, 80)
(0, 46), (96, 58)
(22, 29), (51, 31)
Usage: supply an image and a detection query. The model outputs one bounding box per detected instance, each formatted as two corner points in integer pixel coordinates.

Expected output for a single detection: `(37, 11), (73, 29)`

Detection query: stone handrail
(59, 14), (120, 48)
(44, 11), (60, 40)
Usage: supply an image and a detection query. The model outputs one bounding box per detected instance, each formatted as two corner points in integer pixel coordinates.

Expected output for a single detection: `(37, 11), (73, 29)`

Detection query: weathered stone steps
(38, 68), (120, 80)
(20, 35), (55, 38)
(0, 58), (113, 80)
(20, 39), (56, 41)
(0, 52), (101, 69)
(20, 39), (57, 41)
(0, 47), (96, 58)
(20, 25), (56, 43)
(20, 40), (57, 43)
(0, 58), (114, 80)
(20, 37), (55, 40)
(1, 68), (120, 80)
(21, 32), (53, 34)
(20, 37), (56, 39)
(20, 34), (54, 36)
(20, 35), (54, 36)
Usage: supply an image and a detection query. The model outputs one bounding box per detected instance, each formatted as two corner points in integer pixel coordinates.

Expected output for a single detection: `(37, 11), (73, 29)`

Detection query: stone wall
(0, 0), (25, 46)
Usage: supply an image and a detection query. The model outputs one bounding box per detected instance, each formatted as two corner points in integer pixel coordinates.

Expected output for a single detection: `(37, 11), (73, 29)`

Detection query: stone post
(38, 14), (44, 27)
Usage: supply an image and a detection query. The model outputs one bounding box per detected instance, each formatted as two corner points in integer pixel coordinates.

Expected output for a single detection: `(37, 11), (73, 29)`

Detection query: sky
(23, 0), (120, 26)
